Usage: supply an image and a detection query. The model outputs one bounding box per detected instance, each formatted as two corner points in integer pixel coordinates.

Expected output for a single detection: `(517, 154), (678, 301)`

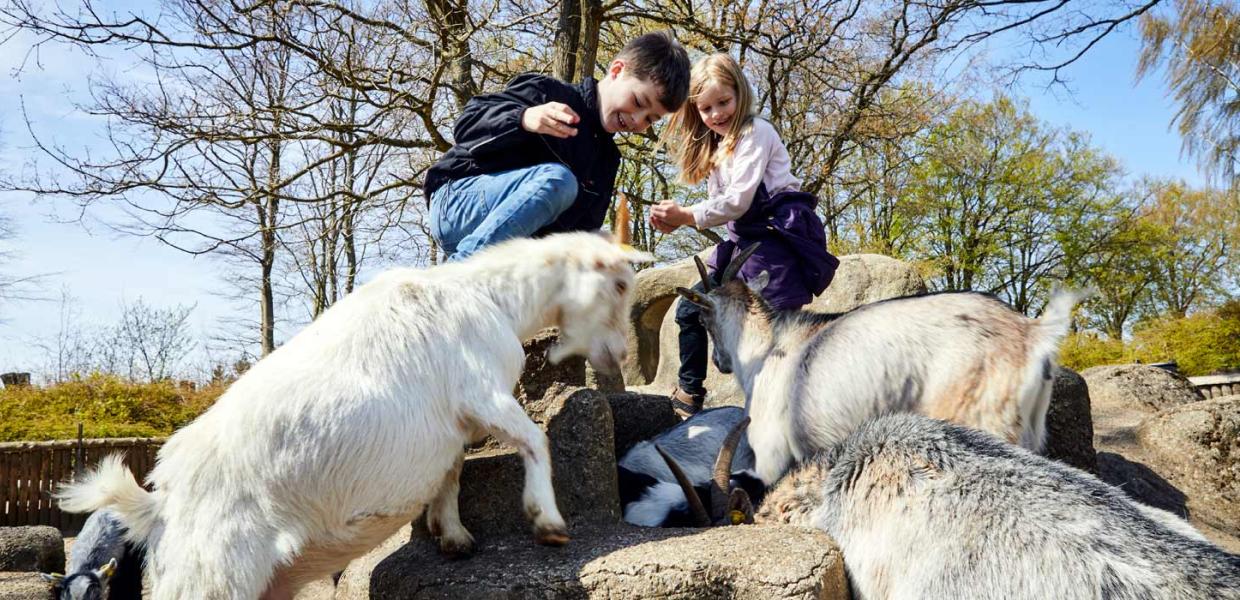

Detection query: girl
(652, 53), (838, 418)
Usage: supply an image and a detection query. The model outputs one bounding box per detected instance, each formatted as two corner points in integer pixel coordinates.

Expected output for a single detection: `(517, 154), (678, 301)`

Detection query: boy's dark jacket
(424, 73), (621, 235)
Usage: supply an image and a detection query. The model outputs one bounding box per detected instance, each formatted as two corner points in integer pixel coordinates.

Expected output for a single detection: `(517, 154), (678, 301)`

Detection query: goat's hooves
(438, 537), (476, 559)
(534, 527), (570, 547)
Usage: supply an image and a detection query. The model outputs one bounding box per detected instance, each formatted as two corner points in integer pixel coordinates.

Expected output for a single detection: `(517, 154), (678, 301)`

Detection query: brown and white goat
(676, 243), (1085, 485)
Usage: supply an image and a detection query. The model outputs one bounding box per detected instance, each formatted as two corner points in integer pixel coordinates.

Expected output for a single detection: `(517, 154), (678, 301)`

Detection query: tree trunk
(554, 0), (581, 81)
(576, 0), (602, 81)
(427, 0), (477, 109)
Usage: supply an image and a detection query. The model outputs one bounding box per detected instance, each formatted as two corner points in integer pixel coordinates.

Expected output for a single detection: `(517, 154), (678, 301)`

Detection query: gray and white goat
(677, 244), (1086, 484)
(617, 407), (764, 527)
(42, 508), (145, 599)
(660, 414), (1240, 599)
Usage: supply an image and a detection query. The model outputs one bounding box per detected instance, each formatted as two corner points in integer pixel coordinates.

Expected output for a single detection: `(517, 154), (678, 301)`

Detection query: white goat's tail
(57, 453), (161, 545)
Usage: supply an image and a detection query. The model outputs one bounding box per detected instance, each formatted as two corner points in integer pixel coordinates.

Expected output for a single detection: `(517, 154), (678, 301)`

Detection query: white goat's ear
(40, 572), (64, 584)
(747, 271), (770, 295)
(621, 248), (655, 264)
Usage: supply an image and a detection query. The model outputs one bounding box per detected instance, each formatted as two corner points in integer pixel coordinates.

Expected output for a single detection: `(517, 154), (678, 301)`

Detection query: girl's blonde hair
(664, 53), (756, 185)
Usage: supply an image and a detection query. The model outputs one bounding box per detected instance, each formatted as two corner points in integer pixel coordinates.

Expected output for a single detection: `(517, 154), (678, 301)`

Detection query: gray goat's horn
(655, 444), (711, 527)
(721, 243), (760, 283)
(693, 255), (712, 293)
(710, 417), (750, 520)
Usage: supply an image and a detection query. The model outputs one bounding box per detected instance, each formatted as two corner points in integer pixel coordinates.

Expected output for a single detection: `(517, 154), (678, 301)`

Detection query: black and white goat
(617, 407), (764, 527)
(677, 244), (1086, 484)
(42, 508), (145, 599)
(660, 414), (1240, 599)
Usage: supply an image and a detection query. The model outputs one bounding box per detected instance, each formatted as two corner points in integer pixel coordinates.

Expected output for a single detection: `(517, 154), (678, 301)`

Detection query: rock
(624, 256), (706, 386)
(585, 365), (626, 394)
(1081, 364), (1203, 414)
(0, 527), (63, 573)
(607, 393), (680, 458)
(0, 572), (51, 600)
(517, 330), (586, 404)
(806, 254), (927, 315)
(338, 522), (846, 600)
(1137, 398), (1240, 537)
(293, 578), (336, 600)
(417, 386), (620, 540)
(1043, 368), (1096, 473)
(642, 254), (927, 407)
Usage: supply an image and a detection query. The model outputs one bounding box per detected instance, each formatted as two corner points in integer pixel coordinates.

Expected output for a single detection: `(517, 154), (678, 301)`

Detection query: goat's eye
(615, 280), (627, 295)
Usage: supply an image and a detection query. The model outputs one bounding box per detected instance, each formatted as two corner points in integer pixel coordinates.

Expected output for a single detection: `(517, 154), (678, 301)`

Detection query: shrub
(1059, 331), (1132, 372)
(0, 373), (224, 442)
(1130, 300), (1240, 376)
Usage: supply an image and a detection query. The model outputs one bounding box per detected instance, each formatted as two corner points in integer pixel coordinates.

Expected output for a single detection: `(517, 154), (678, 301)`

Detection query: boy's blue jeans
(429, 163), (578, 261)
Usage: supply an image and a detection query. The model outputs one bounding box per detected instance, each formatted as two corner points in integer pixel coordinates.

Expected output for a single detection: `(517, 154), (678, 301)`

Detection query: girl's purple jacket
(707, 185), (839, 311)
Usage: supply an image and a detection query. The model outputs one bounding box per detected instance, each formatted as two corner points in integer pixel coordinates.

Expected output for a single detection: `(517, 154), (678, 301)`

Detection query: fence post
(75, 423), (84, 480)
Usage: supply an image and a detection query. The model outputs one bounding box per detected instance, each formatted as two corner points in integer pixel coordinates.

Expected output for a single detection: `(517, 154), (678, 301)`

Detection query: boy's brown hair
(615, 31), (691, 112)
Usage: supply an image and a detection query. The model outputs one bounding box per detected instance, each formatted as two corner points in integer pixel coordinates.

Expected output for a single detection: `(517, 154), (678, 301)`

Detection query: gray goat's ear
(95, 557), (118, 580)
(676, 287), (712, 310)
(747, 271), (770, 295)
(40, 572), (64, 584)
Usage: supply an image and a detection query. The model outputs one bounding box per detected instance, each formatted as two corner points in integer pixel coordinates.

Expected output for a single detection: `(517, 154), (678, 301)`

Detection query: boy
(425, 31), (690, 260)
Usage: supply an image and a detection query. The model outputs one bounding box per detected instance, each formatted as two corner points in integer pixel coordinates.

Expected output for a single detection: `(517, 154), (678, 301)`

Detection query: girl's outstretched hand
(651, 200), (695, 231)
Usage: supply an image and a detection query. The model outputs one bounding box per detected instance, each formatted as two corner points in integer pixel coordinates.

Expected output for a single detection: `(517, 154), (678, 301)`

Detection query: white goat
(751, 414), (1240, 599)
(677, 244), (1086, 484)
(57, 232), (651, 600)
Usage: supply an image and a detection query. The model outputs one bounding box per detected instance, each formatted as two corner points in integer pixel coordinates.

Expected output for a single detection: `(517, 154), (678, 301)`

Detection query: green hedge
(1061, 301), (1240, 377)
(0, 374), (224, 442)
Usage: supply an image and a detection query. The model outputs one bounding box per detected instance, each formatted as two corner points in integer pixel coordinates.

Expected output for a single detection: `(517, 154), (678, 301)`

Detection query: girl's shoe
(670, 387), (706, 419)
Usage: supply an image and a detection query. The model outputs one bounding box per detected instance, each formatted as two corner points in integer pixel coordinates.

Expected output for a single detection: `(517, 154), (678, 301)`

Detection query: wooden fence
(0, 437), (163, 531)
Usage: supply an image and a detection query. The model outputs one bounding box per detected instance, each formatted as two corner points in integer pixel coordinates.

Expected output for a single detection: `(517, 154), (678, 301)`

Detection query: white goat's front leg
(471, 390), (569, 546)
(426, 451), (474, 557)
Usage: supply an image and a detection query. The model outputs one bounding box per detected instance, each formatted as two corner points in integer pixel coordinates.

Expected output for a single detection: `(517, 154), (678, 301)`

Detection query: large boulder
(1043, 368), (1096, 473)
(0, 572), (51, 599)
(338, 522), (847, 600)
(624, 256), (705, 386)
(806, 254), (927, 314)
(627, 253), (925, 396)
(607, 392), (679, 459)
(0, 527), (63, 573)
(1081, 364), (1203, 414)
(641, 254), (925, 407)
(1137, 398), (1240, 537)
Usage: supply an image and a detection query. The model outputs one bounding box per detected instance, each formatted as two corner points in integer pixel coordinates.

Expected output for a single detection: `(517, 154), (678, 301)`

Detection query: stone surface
(640, 254), (926, 407)
(338, 522), (847, 600)
(293, 578), (337, 600)
(1081, 364), (1203, 414)
(1137, 398), (1240, 538)
(1043, 368), (1097, 473)
(624, 256), (706, 386)
(0, 528), (63, 574)
(0, 572), (51, 600)
(516, 330), (586, 403)
(419, 386), (621, 540)
(607, 393), (680, 459)
(805, 254), (927, 315)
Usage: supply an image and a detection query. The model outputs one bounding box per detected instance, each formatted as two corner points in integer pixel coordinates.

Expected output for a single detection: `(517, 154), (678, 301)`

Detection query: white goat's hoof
(533, 523), (569, 546)
(438, 532), (476, 558)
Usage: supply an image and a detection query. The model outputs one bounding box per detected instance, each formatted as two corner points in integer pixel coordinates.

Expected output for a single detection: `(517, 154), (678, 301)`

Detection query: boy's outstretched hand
(651, 200), (695, 233)
(522, 102), (580, 138)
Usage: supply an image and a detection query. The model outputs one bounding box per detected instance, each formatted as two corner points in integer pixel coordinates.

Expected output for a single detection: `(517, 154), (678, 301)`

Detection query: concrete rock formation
(0, 526), (63, 573)
(337, 523), (846, 600)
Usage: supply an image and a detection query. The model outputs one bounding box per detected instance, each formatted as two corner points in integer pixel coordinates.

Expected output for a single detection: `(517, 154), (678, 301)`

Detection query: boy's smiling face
(597, 59), (671, 135)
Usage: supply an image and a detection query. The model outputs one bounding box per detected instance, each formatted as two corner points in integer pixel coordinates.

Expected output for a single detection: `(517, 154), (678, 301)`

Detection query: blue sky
(0, 22), (1209, 378)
